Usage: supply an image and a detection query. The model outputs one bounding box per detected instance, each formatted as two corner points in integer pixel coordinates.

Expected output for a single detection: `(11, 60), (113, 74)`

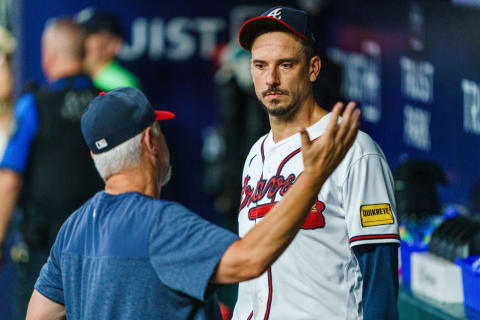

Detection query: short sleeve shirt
(35, 191), (238, 320)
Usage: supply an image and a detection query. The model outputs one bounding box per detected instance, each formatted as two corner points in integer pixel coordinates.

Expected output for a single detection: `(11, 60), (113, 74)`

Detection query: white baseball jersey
(232, 113), (399, 320)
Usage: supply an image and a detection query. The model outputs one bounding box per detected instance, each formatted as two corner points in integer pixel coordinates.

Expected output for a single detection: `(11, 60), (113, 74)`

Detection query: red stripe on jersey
(272, 137), (319, 202)
(264, 267), (273, 320)
(261, 135), (268, 163)
(248, 201), (326, 229)
(349, 234), (400, 243)
(275, 148), (301, 177)
(248, 203), (276, 220)
(246, 311), (253, 320)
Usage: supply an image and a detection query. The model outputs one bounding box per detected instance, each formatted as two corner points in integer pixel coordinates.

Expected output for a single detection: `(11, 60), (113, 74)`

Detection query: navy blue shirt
(35, 191), (239, 320)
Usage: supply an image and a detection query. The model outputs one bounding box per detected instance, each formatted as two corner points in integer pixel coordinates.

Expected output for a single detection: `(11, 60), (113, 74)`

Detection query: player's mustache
(262, 87), (289, 97)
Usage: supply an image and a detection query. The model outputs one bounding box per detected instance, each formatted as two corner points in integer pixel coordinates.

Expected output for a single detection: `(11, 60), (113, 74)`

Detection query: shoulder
(11, 92), (39, 133)
(14, 93), (37, 117)
(334, 130), (388, 178)
(350, 130), (385, 159)
(95, 61), (140, 90)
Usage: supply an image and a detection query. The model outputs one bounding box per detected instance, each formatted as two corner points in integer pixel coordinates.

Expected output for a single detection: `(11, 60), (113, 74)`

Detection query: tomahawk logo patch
(360, 203), (394, 227)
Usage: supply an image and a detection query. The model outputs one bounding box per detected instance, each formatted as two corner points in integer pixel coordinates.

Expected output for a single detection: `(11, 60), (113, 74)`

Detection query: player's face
(250, 31), (311, 119)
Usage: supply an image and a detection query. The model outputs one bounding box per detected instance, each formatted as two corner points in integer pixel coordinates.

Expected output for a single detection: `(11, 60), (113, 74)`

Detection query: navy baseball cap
(74, 7), (124, 37)
(81, 87), (175, 154)
(238, 6), (316, 51)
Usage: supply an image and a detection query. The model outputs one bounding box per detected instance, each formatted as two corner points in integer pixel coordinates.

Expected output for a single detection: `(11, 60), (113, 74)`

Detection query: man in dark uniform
(0, 17), (103, 319)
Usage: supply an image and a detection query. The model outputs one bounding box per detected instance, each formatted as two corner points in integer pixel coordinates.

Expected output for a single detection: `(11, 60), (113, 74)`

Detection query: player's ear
(309, 56), (321, 82)
(90, 151), (94, 160)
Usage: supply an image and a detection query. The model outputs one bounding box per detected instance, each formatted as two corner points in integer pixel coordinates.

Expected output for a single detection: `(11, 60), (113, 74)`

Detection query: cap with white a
(238, 6), (316, 51)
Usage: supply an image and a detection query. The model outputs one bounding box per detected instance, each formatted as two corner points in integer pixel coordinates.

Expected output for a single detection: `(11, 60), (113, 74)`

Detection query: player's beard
(259, 86), (301, 121)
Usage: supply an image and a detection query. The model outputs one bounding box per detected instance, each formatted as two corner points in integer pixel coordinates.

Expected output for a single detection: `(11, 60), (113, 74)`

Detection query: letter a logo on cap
(267, 8), (282, 19)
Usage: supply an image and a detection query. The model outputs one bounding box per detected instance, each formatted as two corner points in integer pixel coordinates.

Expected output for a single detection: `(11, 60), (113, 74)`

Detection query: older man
(26, 87), (359, 319)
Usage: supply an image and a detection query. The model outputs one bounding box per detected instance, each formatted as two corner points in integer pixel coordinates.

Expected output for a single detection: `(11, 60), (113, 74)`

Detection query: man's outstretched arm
(211, 102), (361, 284)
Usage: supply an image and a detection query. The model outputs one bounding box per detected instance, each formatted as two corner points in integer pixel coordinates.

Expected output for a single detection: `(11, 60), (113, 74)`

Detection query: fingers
(324, 102), (344, 138)
(299, 128), (311, 151)
(335, 102), (357, 142)
(343, 108), (361, 149)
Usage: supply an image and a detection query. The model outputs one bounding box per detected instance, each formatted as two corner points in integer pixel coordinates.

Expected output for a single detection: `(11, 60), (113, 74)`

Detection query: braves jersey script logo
(239, 174), (326, 229)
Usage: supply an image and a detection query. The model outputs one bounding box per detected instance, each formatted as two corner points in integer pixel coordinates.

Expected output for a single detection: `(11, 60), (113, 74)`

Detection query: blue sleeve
(353, 243), (399, 320)
(149, 202), (239, 301)
(34, 227), (65, 305)
(0, 93), (38, 173)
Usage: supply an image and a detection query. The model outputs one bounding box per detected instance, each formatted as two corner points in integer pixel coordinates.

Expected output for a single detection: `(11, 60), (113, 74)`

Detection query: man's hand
(300, 101), (360, 186)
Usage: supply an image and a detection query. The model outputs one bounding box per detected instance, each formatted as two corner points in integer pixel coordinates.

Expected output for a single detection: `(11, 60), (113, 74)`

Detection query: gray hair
(92, 122), (161, 180)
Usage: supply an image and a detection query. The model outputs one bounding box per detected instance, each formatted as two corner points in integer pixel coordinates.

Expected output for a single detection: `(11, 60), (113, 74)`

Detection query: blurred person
(0, 25), (17, 320)
(0, 26), (16, 156)
(75, 7), (141, 91)
(26, 87), (360, 320)
(0, 18), (103, 319)
(233, 6), (399, 320)
(204, 40), (268, 215)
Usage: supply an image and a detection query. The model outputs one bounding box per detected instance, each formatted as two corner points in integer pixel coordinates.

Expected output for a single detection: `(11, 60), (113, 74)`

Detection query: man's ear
(309, 56), (321, 82)
(109, 36), (123, 56)
(90, 151), (94, 159)
(142, 127), (157, 156)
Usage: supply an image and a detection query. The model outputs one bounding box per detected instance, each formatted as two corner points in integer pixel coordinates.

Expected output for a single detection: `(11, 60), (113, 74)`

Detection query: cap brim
(238, 16), (308, 51)
(154, 110), (175, 121)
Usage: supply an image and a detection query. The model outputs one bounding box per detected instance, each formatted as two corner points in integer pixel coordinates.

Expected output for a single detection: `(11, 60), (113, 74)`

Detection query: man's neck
(88, 59), (113, 79)
(104, 167), (160, 200)
(269, 96), (328, 143)
(47, 61), (83, 83)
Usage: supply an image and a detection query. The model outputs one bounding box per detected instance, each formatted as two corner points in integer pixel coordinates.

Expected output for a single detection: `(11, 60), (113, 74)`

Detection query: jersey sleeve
(343, 154), (400, 247)
(149, 202), (239, 302)
(0, 93), (39, 172)
(34, 227), (65, 305)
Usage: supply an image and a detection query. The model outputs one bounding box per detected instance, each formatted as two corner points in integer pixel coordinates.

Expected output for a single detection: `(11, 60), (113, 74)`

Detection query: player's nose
(266, 66), (280, 87)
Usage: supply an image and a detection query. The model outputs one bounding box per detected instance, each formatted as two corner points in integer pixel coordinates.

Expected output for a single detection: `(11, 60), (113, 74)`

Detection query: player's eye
(253, 63), (266, 70)
(281, 62), (293, 69)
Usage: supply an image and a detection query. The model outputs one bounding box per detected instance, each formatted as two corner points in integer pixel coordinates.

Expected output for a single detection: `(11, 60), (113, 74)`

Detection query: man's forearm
(212, 172), (325, 284)
(27, 290), (66, 320)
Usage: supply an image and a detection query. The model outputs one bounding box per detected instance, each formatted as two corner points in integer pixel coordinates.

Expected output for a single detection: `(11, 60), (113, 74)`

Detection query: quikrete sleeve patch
(360, 203), (394, 227)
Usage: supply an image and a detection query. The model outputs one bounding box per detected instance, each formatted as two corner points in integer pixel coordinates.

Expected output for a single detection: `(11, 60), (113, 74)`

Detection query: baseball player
(233, 6), (400, 320)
